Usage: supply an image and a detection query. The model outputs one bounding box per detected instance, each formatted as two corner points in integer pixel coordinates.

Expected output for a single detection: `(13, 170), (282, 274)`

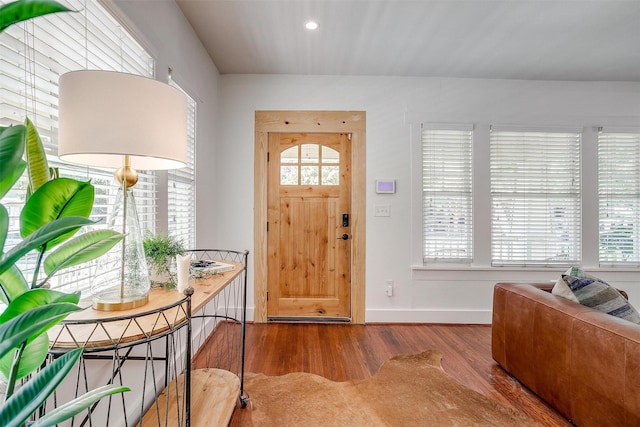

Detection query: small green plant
(143, 232), (186, 288)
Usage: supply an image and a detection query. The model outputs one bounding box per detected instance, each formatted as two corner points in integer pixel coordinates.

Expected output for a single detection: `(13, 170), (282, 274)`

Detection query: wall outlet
(385, 280), (394, 297)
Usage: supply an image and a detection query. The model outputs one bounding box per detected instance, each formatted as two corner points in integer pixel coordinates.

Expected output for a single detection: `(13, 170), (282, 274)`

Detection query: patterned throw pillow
(552, 267), (640, 324)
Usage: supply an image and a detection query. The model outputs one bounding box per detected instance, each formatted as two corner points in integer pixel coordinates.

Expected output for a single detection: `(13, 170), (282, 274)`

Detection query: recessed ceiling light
(305, 21), (319, 30)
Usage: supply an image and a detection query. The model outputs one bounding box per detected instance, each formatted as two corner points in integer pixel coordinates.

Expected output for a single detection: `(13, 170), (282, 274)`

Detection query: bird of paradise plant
(0, 1), (130, 425)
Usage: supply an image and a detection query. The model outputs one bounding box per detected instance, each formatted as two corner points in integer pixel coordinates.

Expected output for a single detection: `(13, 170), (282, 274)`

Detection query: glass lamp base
(92, 291), (149, 311)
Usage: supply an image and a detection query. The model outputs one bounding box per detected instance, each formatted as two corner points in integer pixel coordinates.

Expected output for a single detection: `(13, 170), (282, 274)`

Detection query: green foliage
(0, 2), (129, 424)
(43, 229), (124, 278)
(0, 289), (80, 381)
(24, 117), (51, 195)
(20, 178), (94, 245)
(0, 0), (72, 33)
(0, 126), (26, 197)
(0, 348), (129, 427)
(143, 232), (186, 287)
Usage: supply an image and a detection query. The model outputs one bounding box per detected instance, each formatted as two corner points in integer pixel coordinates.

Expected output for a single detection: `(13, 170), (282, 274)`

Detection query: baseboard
(365, 308), (492, 324)
(244, 306), (491, 324)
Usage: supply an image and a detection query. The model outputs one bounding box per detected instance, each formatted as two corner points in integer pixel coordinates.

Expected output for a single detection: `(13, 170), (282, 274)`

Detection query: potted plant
(143, 232), (186, 288)
(0, 1), (130, 425)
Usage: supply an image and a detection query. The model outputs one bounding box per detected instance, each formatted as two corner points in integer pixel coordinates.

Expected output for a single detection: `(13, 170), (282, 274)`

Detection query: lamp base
(92, 291), (149, 311)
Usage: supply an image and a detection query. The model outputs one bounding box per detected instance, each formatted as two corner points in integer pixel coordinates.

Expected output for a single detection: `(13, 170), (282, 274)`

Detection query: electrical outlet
(385, 280), (394, 297)
(374, 205), (391, 217)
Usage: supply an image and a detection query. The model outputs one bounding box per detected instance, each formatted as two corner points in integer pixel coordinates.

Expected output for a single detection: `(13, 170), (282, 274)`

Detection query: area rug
(241, 350), (541, 426)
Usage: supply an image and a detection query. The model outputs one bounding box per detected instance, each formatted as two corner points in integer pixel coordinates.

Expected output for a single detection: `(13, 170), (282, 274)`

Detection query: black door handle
(337, 234), (349, 240)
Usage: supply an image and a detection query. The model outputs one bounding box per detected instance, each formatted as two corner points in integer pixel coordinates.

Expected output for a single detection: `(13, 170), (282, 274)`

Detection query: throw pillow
(552, 267), (640, 324)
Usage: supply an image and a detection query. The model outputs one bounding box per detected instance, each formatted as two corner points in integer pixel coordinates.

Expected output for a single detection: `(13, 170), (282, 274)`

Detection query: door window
(280, 144), (340, 186)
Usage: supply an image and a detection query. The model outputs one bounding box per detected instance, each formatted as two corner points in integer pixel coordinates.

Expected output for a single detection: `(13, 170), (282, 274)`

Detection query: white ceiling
(175, 0), (640, 81)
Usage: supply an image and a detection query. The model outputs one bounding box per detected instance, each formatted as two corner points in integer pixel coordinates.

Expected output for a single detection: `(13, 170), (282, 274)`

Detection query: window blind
(168, 77), (196, 250)
(490, 129), (581, 267)
(422, 126), (473, 263)
(598, 130), (640, 266)
(0, 0), (155, 294)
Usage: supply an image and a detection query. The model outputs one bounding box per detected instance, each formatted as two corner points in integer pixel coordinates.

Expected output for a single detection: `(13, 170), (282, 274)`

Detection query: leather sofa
(492, 282), (640, 426)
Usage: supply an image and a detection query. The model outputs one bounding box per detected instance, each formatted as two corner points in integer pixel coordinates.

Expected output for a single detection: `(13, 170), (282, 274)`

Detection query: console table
(45, 249), (249, 427)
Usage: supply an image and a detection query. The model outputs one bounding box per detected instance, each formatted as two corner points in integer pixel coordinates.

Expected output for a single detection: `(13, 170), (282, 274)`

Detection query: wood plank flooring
(196, 323), (572, 426)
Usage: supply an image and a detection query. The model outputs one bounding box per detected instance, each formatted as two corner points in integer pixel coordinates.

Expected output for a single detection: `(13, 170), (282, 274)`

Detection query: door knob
(337, 233), (349, 240)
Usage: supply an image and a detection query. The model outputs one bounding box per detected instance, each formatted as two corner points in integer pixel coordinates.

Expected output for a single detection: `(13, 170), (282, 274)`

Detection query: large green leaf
(0, 265), (29, 305)
(31, 384), (130, 427)
(0, 348), (83, 427)
(25, 117), (51, 196)
(20, 178), (94, 248)
(0, 289), (80, 325)
(0, 159), (25, 200)
(0, 289), (80, 380)
(0, 0), (72, 33)
(0, 216), (94, 276)
(0, 125), (26, 184)
(0, 333), (48, 381)
(0, 302), (80, 360)
(44, 230), (124, 277)
(0, 204), (7, 254)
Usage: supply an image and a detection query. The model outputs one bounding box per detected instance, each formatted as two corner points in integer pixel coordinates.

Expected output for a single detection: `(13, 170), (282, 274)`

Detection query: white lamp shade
(58, 70), (187, 170)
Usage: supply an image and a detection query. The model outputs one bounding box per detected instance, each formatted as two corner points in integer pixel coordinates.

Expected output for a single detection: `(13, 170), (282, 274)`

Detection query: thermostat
(375, 180), (396, 194)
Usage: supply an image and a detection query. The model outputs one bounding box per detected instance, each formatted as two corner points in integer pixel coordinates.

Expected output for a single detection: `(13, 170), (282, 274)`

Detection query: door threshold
(268, 316), (351, 323)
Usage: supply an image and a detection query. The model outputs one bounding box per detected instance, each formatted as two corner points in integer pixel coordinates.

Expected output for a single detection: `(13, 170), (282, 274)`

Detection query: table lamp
(58, 70), (187, 310)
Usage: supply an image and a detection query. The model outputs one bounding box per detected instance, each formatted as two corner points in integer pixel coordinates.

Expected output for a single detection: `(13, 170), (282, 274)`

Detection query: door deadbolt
(337, 233), (349, 240)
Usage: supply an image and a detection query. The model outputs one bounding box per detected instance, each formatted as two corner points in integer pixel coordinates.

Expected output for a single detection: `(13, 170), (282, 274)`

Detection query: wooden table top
(48, 262), (245, 350)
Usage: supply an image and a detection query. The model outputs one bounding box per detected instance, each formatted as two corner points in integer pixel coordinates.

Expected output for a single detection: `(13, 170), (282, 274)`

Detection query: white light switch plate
(374, 205), (390, 217)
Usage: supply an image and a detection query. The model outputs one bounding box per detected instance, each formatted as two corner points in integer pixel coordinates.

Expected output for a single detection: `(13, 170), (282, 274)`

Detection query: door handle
(337, 233), (349, 240)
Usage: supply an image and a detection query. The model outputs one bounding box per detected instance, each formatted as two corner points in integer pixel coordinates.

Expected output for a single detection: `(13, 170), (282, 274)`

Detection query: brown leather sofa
(492, 282), (640, 426)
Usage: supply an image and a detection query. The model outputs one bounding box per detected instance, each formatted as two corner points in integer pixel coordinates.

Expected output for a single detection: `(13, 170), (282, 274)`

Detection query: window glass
(322, 146), (339, 164)
(168, 77), (196, 250)
(599, 131), (640, 266)
(490, 130), (581, 266)
(422, 127), (473, 263)
(280, 143), (338, 185)
(301, 144), (319, 163)
(300, 166), (320, 185)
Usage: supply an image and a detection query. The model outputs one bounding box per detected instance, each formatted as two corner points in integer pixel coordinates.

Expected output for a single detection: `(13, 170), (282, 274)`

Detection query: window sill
(411, 265), (640, 283)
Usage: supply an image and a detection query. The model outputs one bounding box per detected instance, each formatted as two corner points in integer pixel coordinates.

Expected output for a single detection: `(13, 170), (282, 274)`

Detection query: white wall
(112, 0), (220, 246)
(217, 75), (640, 323)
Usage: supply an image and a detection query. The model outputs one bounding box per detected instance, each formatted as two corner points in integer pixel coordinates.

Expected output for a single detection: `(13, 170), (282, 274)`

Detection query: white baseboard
(365, 308), (492, 324)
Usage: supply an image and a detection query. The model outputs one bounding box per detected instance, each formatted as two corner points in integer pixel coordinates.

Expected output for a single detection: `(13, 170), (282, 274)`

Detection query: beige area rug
(241, 350), (541, 426)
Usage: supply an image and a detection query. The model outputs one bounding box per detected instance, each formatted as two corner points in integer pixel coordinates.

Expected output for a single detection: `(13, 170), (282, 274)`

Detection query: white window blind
(168, 77), (196, 250)
(490, 128), (581, 267)
(422, 125), (473, 263)
(598, 130), (640, 266)
(0, 0), (155, 293)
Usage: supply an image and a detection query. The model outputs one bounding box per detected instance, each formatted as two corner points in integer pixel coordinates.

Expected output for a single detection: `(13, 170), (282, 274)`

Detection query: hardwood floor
(197, 323), (572, 426)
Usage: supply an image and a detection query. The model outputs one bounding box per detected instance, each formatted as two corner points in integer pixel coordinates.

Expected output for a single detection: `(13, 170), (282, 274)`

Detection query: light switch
(374, 205), (390, 217)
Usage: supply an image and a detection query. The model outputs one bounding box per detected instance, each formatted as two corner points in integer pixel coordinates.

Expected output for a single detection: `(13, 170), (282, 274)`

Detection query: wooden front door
(267, 133), (352, 319)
